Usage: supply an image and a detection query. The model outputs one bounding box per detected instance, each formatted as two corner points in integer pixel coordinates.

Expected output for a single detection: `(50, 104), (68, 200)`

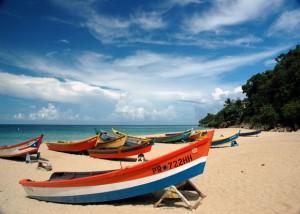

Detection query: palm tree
(224, 98), (232, 107)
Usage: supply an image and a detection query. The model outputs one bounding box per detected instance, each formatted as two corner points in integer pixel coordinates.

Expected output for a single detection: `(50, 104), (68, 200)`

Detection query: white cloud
(0, 44), (289, 124)
(25, 103), (83, 121)
(49, 0), (133, 44)
(184, 0), (283, 34)
(116, 105), (147, 120)
(212, 86), (243, 100)
(29, 103), (60, 120)
(264, 59), (276, 67)
(14, 113), (25, 120)
(113, 104), (176, 121)
(113, 46), (286, 79)
(0, 46), (287, 107)
(0, 52), (79, 79)
(150, 105), (176, 120)
(133, 11), (167, 30)
(111, 93), (176, 122)
(0, 71), (120, 103)
(46, 51), (57, 57)
(58, 39), (70, 43)
(173, 33), (264, 49)
(167, 0), (202, 7)
(222, 35), (263, 47)
(47, 0), (286, 48)
(268, 9), (300, 37)
(234, 86), (243, 93)
(85, 14), (131, 44)
(212, 88), (230, 100)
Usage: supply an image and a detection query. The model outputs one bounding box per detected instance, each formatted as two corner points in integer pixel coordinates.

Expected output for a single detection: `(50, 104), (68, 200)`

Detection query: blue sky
(0, 0), (300, 125)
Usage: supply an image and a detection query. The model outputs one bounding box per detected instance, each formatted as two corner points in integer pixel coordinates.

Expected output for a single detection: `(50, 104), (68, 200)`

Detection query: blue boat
(211, 131), (240, 147)
(240, 130), (261, 137)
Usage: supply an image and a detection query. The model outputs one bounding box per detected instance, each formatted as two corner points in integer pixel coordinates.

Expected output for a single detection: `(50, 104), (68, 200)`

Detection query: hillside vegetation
(199, 45), (300, 131)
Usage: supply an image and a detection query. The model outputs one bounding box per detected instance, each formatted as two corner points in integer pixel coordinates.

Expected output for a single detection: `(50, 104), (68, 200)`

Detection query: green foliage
(199, 98), (243, 128)
(199, 44), (300, 130)
(282, 100), (300, 128)
(199, 113), (223, 128)
(257, 104), (279, 129)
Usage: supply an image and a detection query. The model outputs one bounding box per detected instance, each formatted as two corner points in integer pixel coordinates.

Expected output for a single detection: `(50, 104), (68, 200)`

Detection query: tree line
(199, 44), (300, 131)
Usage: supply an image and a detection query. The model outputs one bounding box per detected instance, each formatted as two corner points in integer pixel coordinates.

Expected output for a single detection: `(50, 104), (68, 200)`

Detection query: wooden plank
(154, 179), (205, 210)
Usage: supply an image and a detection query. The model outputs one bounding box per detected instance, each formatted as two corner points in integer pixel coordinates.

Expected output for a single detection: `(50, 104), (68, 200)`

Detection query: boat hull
(88, 141), (153, 159)
(96, 135), (126, 149)
(146, 130), (192, 143)
(22, 159), (206, 203)
(240, 130), (261, 137)
(211, 131), (240, 147)
(0, 135), (43, 158)
(19, 130), (214, 204)
(112, 128), (148, 144)
(46, 135), (99, 153)
(188, 130), (207, 141)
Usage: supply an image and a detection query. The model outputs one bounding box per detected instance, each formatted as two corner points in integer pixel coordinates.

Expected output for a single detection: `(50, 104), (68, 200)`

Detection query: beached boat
(211, 131), (240, 147)
(239, 130), (261, 137)
(46, 134), (99, 153)
(164, 128), (193, 136)
(19, 130), (214, 204)
(0, 135), (43, 158)
(144, 129), (192, 143)
(88, 139), (154, 159)
(95, 130), (127, 148)
(112, 128), (149, 144)
(188, 130), (208, 141)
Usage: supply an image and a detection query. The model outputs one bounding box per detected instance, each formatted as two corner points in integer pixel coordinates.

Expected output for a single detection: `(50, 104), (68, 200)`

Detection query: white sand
(0, 128), (299, 214)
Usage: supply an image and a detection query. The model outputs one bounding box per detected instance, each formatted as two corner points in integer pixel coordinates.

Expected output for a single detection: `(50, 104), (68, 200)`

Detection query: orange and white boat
(19, 130), (214, 204)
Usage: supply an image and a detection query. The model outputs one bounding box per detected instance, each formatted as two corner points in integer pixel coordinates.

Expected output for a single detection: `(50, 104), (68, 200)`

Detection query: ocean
(0, 124), (203, 146)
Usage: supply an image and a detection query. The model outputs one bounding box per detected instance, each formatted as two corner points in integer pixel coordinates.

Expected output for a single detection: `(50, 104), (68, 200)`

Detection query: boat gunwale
(0, 134), (44, 150)
(46, 134), (99, 146)
(112, 128), (148, 140)
(212, 131), (240, 143)
(88, 139), (152, 153)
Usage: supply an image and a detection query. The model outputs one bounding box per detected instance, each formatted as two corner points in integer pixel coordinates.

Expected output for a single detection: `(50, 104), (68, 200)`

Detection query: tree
(282, 100), (300, 129)
(199, 44), (300, 130)
(257, 104), (279, 129)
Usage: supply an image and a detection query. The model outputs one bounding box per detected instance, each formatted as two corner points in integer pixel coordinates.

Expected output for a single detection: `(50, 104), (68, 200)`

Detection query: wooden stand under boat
(154, 179), (206, 210)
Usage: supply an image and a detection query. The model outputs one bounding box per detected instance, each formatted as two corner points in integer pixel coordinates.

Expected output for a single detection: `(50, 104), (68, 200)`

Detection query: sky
(0, 0), (300, 125)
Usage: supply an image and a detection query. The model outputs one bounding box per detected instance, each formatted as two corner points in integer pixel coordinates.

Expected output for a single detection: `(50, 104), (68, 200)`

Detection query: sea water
(0, 124), (203, 146)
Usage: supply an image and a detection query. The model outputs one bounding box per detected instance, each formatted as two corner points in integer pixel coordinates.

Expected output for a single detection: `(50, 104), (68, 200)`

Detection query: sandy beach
(0, 128), (299, 214)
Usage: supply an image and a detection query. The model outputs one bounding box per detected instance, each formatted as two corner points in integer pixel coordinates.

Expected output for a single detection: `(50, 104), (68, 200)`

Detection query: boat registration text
(152, 155), (193, 174)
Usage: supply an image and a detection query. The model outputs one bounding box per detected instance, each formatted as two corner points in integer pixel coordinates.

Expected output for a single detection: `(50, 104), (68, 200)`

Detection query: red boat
(88, 140), (154, 159)
(46, 134), (99, 153)
(0, 135), (44, 158)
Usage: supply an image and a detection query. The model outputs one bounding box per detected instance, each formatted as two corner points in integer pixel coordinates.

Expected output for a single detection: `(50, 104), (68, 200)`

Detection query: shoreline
(0, 128), (299, 214)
